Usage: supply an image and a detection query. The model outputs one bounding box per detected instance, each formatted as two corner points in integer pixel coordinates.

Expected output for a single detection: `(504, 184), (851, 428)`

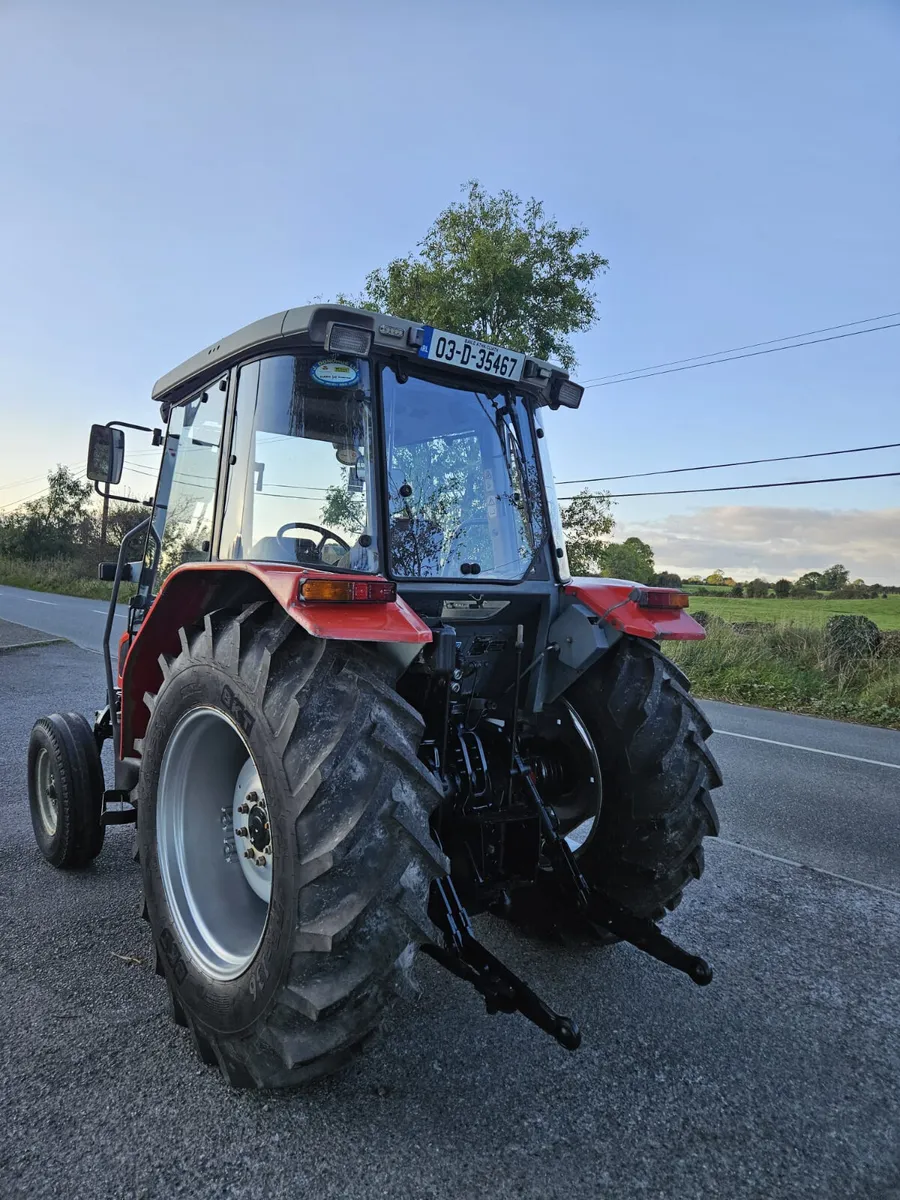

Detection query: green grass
(685, 595), (900, 630)
(668, 619), (900, 729)
(0, 556), (135, 603)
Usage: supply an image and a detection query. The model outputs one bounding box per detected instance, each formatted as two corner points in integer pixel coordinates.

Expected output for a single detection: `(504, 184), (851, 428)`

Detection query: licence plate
(418, 326), (525, 382)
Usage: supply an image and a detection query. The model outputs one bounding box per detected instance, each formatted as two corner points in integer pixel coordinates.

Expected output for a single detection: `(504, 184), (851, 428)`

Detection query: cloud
(618, 505), (900, 583)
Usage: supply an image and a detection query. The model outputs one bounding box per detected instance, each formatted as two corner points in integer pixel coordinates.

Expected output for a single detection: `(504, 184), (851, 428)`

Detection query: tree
(773, 578), (792, 598)
(653, 570), (682, 588)
(351, 180), (608, 370)
(731, 583), (744, 597)
(821, 563), (850, 591)
(746, 578), (770, 598)
(706, 569), (727, 586)
(794, 570), (824, 592)
(600, 536), (655, 584)
(0, 465), (95, 560)
(559, 489), (614, 575)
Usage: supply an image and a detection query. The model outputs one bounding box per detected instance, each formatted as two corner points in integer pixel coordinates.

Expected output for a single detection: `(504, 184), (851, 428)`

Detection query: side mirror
(87, 424), (125, 485)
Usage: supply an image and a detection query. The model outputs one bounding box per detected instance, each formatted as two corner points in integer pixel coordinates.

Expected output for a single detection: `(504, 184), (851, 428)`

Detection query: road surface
(0, 583), (127, 652)
(0, 609), (898, 1199)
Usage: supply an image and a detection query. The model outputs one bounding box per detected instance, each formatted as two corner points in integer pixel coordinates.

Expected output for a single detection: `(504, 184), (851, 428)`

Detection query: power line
(581, 321), (900, 389)
(579, 309), (900, 386)
(556, 440), (900, 486)
(558, 469), (900, 501)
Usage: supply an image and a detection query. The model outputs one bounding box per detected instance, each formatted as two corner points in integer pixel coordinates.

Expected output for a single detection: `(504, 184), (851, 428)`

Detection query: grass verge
(0, 556), (136, 602)
(668, 619), (900, 730)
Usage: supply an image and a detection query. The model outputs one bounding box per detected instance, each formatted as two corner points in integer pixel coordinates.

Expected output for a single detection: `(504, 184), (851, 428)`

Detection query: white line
(25, 597), (56, 606)
(92, 609), (125, 616)
(713, 728), (900, 771)
(717, 838), (900, 899)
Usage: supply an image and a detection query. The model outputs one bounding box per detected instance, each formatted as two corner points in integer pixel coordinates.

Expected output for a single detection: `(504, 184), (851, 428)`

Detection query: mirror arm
(106, 419), (163, 445)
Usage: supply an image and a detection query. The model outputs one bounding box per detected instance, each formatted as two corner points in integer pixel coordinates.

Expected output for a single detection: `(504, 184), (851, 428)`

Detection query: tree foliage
(746, 577), (771, 598)
(773, 578), (792, 598)
(0, 466), (95, 559)
(653, 570), (682, 588)
(821, 563), (850, 591)
(601, 536), (655, 584)
(559, 489), (614, 575)
(352, 180), (608, 370)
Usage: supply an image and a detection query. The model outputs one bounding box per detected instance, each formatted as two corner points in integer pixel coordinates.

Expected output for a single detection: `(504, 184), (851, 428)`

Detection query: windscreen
(381, 366), (543, 581)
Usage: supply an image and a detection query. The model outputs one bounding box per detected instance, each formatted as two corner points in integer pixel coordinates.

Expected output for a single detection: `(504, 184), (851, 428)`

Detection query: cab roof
(151, 304), (573, 408)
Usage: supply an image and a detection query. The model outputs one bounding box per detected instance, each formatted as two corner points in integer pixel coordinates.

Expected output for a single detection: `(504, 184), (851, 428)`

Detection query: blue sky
(1, 0), (898, 580)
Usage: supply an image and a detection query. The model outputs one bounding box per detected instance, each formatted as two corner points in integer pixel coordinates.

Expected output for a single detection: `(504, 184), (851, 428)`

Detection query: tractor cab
(117, 306), (580, 623)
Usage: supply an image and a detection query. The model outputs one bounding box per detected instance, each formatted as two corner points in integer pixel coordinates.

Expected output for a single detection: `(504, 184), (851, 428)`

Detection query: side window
(219, 355), (378, 571)
(143, 380), (227, 590)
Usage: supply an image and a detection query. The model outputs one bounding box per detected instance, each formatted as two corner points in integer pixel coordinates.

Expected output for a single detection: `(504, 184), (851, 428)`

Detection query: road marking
(717, 838), (900, 899)
(92, 609), (126, 617)
(25, 598), (56, 605)
(713, 729), (900, 771)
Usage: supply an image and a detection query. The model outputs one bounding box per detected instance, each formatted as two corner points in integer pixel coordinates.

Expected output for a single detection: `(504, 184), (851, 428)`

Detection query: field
(685, 595), (900, 630)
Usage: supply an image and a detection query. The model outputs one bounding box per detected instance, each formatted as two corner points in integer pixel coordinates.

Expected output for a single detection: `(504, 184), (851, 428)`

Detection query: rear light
(299, 578), (396, 603)
(325, 323), (372, 356)
(636, 589), (689, 610)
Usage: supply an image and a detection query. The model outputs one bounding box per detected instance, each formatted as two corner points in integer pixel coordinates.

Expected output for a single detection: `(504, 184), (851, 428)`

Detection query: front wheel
(28, 712), (105, 868)
(136, 601), (446, 1088)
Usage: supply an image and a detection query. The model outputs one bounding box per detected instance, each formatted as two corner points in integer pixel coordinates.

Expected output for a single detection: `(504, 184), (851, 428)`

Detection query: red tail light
(299, 578), (396, 603)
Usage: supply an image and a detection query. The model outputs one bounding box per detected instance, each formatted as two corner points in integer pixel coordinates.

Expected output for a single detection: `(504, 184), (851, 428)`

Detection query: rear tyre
(512, 637), (721, 932)
(135, 601), (446, 1089)
(28, 712), (105, 868)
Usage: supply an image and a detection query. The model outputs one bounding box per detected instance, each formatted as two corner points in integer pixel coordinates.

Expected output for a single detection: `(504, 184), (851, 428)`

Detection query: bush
(877, 630), (900, 660)
(823, 614), (882, 662)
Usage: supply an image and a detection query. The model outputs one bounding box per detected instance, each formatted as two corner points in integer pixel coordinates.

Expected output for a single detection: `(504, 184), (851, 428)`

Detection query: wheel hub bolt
(243, 849), (254, 859)
(237, 803), (250, 815)
(235, 827), (249, 837)
(256, 855), (267, 868)
(246, 791), (259, 804)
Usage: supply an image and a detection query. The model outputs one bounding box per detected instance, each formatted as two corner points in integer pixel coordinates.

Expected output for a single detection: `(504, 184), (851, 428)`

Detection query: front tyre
(28, 712), (105, 868)
(136, 601), (446, 1089)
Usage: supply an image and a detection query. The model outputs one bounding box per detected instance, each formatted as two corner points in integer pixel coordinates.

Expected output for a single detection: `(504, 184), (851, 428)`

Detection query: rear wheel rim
(156, 707), (271, 981)
(34, 747), (58, 836)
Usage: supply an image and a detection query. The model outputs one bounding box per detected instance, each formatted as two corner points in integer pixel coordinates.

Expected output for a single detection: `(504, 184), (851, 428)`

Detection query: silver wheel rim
(156, 707), (272, 981)
(34, 746), (59, 836)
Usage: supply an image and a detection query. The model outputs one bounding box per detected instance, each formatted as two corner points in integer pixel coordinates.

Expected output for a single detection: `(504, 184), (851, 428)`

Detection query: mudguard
(564, 578), (706, 641)
(119, 561), (431, 757)
(543, 579), (704, 703)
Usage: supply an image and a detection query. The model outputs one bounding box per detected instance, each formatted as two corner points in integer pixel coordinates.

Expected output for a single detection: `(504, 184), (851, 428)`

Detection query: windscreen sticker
(310, 359), (360, 388)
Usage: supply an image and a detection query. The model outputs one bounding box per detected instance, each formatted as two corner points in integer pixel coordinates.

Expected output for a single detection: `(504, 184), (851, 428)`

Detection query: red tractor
(28, 306), (721, 1088)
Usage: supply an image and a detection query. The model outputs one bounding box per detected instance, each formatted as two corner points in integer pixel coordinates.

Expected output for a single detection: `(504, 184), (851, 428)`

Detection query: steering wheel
(275, 522), (351, 562)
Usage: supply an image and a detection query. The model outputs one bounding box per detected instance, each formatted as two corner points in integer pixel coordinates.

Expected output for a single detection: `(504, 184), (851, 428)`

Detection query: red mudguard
(564, 578), (706, 641)
(119, 562), (431, 758)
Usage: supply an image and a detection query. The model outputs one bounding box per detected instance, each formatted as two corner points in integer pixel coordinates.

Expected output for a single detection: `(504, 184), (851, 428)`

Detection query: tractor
(27, 305), (721, 1088)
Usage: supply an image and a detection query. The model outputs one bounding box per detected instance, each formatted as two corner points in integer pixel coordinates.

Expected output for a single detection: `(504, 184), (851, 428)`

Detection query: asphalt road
(1, 622), (898, 1199)
(0, 583), (127, 652)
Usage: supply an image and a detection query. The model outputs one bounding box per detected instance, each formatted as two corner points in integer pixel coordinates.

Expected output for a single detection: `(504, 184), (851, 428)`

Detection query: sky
(1, 0), (898, 582)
